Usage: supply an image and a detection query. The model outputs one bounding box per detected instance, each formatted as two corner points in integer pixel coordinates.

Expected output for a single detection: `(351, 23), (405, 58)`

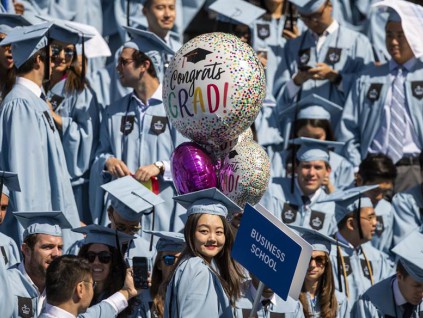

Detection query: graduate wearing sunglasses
(292, 225), (348, 318)
(74, 224), (138, 317)
(43, 19), (101, 225)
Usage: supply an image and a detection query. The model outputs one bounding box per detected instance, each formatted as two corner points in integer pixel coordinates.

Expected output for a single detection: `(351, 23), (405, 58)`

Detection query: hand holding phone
(133, 257), (149, 289)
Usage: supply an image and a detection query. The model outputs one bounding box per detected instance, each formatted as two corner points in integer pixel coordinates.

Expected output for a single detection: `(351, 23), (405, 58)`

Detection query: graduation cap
(392, 228), (423, 282)
(291, 137), (344, 163)
(182, 47), (213, 66)
(317, 185), (378, 237)
(123, 26), (175, 75)
(72, 224), (135, 249)
(174, 187), (241, 218)
(289, 0), (327, 14)
(102, 176), (164, 222)
(279, 94), (343, 121)
(289, 225), (350, 254)
(0, 171), (20, 197)
(0, 13), (32, 34)
(143, 230), (186, 252)
(13, 211), (72, 239)
(208, 0), (266, 26)
(1, 21), (83, 70)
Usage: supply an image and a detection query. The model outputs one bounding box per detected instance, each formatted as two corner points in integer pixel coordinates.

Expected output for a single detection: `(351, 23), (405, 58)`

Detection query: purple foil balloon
(171, 142), (217, 194)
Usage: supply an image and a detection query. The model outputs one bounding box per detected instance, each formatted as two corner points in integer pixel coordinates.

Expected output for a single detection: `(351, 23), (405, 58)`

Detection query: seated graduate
(135, 230), (185, 318)
(235, 271), (304, 318)
(355, 154), (397, 257)
(318, 186), (395, 312)
(272, 94), (354, 192)
(292, 225), (348, 318)
(352, 227), (423, 318)
(261, 137), (338, 235)
(74, 224), (138, 317)
(68, 176), (160, 266)
(164, 188), (245, 318)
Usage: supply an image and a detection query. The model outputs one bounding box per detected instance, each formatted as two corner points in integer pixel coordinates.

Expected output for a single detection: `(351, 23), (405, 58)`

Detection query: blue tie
(387, 67), (406, 163)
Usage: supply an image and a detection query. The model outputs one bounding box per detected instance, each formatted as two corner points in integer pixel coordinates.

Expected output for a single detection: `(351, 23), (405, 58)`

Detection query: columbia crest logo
(412, 81), (423, 99)
(298, 49), (310, 65)
(151, 116), (168, 135)
(310, 210), (325, 230)
(325, 47), (342, 64)
(367, 83), (383, 101)
(256, 23), (270, 40)
(282, 203), (298, 223)
(120, 115), (135, 135)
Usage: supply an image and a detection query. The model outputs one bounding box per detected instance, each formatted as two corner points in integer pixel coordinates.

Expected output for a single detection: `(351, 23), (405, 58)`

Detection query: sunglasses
(86, 251), (112, 264)
(309, 256), (327, 266)
(51, 45), (75, 58)
(162, 255), (178, 266)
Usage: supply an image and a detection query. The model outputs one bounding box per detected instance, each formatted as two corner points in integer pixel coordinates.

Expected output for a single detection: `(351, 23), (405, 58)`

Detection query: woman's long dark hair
(164, 213), (245, 306)
(299, 254), (338, 318)
(78, 243), (136, 317)
(64, 47), (88, 94)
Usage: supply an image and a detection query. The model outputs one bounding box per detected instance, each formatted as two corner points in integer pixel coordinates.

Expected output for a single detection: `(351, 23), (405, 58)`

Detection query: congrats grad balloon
(163, 32), (265, 148)
(219, 140), (270, 209)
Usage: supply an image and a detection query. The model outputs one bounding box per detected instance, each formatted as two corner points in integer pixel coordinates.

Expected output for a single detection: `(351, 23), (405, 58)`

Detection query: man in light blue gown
(352, 227), (423, 317)
(0, 22), (83, 250)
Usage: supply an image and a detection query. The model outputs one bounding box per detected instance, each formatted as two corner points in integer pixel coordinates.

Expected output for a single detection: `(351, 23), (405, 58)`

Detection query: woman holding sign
(293, 226), (348, 318)
(164, 188), (245, 318)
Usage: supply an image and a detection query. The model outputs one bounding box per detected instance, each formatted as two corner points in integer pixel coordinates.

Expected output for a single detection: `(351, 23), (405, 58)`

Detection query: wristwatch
(154, 161), (165, 175)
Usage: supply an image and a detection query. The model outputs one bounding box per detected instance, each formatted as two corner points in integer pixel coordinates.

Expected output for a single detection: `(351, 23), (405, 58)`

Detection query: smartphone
(298, 65), (313, 71)
(283, 3), (298, 33)
(133, 257), (149, 289)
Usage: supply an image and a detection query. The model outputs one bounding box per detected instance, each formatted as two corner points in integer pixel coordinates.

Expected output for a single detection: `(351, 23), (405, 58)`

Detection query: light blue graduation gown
(336, 59), (423, 167)
(330, 239), (395, 312)
(89, 88), (188, 233)
(47, 78), (101, 224)
(0, 231), (20, 267)
(391, 183), (423, 247)
(273, 23), (374, 118)
(164, 256), (233, 318)
(0, 83), (82, 250)
(261, 178), (337, 235)
(371, 199), (394, 257)
(251, 17), (306, 106)
(234, 280), (304, 318)
(0, 254), (14, 318)
(351, 275), (423, 318)
(301, 290), (348, 318)
(270, 149), (355, 191)
(20, 0), (76, 22)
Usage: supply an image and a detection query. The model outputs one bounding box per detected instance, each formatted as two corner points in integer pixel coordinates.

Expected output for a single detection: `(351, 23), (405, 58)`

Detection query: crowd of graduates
(0, 0), (423, 317)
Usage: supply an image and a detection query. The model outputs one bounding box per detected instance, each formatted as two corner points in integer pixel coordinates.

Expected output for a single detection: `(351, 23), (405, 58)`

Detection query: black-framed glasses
(162, 255), (178, 266)
(82, 280), (97, 289)
(110, 214), (141, 234)
(117, 57), (135, 66)
(86, 251), (112, 264)
(51, 45), (75, 59)
(309, 256), (327, 267)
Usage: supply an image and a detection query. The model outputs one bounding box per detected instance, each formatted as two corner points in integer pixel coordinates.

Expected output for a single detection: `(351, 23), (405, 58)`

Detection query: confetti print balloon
(163, 32), (265, 148)
(219, 140), (270, 209)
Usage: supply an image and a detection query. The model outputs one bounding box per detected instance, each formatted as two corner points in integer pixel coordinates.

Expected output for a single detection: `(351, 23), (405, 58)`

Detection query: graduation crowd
(0, 0), (423, 317)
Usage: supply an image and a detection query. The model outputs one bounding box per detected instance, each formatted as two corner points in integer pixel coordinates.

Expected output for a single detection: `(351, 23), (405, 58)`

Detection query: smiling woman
(74, 224), (137, 318)
(163, 188), (245, 318)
